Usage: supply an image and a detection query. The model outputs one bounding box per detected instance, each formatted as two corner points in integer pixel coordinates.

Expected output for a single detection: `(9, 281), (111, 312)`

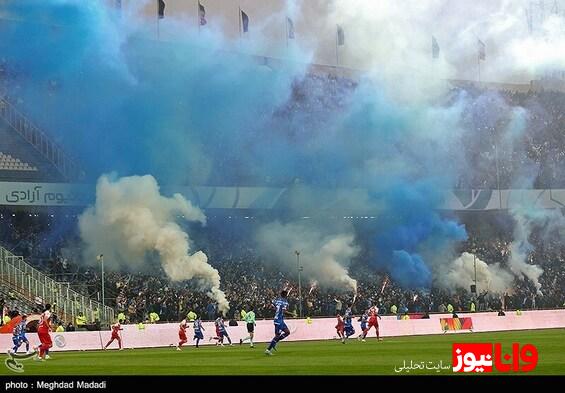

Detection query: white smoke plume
(79, 174), (230, 314)
(439, 252), (514, 294)
(507, 207), (565, 295)
(256, 221), (359, 293)
(323, 0), (565, 100)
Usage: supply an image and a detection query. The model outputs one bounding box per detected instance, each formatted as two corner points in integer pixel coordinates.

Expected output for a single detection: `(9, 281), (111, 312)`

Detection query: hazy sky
(121, 0), (565, 84)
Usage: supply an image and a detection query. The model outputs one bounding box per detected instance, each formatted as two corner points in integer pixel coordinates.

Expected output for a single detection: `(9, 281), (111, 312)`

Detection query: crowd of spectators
(1, 210), (564, 326)
(3, 55), (565, 189)
(3, 64), (565, 324)
(450, 86), (565, 189)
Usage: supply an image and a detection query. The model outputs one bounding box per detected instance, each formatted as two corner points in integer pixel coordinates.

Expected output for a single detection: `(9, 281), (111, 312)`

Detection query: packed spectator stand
(2, 63), (565, 328)
(1, 209), (564, 329)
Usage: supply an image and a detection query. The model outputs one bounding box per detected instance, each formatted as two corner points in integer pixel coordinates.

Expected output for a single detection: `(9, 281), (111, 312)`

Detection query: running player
(365, 305), (382, 340)
(210, 316), (232, 346)
(342, 304), (355, 343)
(193, 317), (205, 348)
(9, 314), (30, 354)
(239, 306), (256, 348)
(176, 318), (190, 350)
(335, 313), (345, 340)
(103, 320), (123, 350)
(34, 304), (53, 361)
(357, 310), (369, 342)
(265, 290), (292, 356)
(209, 317), (223, 346)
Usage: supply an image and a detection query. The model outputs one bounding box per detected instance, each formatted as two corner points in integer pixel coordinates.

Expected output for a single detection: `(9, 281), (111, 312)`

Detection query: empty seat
(0, 150), (37, 171)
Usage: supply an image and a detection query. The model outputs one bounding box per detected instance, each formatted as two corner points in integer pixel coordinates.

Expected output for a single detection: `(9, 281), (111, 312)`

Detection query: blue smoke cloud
(0, 0), (307, 184)
(0, 1), (472, 290)
(371, 181), (467, 288)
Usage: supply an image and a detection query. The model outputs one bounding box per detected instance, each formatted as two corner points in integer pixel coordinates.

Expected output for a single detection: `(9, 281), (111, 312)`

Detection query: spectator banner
(440, 317), (473, 331)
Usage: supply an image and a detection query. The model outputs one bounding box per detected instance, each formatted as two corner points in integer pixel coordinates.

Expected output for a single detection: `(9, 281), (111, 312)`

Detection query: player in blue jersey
(193, 317), (205, 348)
(265, 290), (292, 356)
(9, 314), (30, 354)
(357, 310), (369, 342)
(342, 304), (355, 343)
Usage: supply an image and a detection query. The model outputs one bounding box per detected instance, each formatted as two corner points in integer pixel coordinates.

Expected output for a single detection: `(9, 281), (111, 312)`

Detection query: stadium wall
(2, 181), (565, 211)
(1, 310), (565, 352)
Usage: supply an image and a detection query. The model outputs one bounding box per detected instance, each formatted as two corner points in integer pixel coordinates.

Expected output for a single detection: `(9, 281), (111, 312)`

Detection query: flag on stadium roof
(432, 35), (440, 59)
(337, 24), (345, 46)
(241, 9), (249, 33)
(478, 39), (486, 61)
(199, 2), (207, 26)
(158, 0), (165, 19)
(287, 17), (295, 39)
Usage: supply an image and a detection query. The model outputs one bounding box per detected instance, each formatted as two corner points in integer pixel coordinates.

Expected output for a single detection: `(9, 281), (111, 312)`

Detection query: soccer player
(210, 315), (232, 346)
(366, 305), (382, 340)
(357, 310), (369, 342)
(10, 314), (30, 354)
(265, 290), (292, 356)
(176, 318), (190, 350)
(239, 306), (256, 348)
(342, 304), (355, 343)
(193, 317), (205, 348)
(34, 304), (53, 361)
(103, 320), (123, 350)
(209, 317), (223, 346)
(335, 313), (345, 339)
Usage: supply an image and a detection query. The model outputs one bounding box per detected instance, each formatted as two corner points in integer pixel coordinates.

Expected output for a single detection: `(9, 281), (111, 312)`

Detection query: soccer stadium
(1, 0), (565, 384)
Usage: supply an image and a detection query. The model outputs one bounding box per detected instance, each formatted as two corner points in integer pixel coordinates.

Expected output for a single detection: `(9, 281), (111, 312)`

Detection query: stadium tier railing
(0, 245), (114, 327)
(0, 97), (82, 181)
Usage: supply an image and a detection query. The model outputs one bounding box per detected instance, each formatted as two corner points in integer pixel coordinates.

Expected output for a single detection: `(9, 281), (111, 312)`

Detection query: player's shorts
(361, 322), (367, 331)
(38, 331), (52, 348)
(12, 337), (21, 346)
(193, 331), (204, 340)
(246, 323), (254, 333)
(344, 326), (355, 336)
(368, 317), (379, 328)
(335, 324), (344, 332)
(179, 331), (187, 341)
(111, 333), (120, 340)
(274, 321), (288, 336)
(219, 330), (229, 338)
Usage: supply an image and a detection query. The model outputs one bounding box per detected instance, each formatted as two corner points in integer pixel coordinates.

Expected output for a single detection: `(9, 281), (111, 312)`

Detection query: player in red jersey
(209, 316), (232, 346)
(34, 304), (53, 361)
(335, 313), (345, 339)
(103, 321), (123, 350)
(365, 305), (382, 340)
(176, 318), (190, 351)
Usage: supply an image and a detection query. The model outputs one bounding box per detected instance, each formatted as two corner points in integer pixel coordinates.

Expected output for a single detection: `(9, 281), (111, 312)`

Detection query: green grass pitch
(2, 329), (564, 375)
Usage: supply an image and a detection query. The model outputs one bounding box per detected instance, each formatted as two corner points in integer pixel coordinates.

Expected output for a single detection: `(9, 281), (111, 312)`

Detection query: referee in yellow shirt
(239, 306), (256, 348)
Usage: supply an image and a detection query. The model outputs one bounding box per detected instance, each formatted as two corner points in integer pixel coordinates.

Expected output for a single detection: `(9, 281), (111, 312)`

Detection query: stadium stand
(0, 152), (38, 172)
(1, 57), (565, 325)
(1, 210), (564, 325)
(0, 244), (114, 327)
(0, 96), (83, 183)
